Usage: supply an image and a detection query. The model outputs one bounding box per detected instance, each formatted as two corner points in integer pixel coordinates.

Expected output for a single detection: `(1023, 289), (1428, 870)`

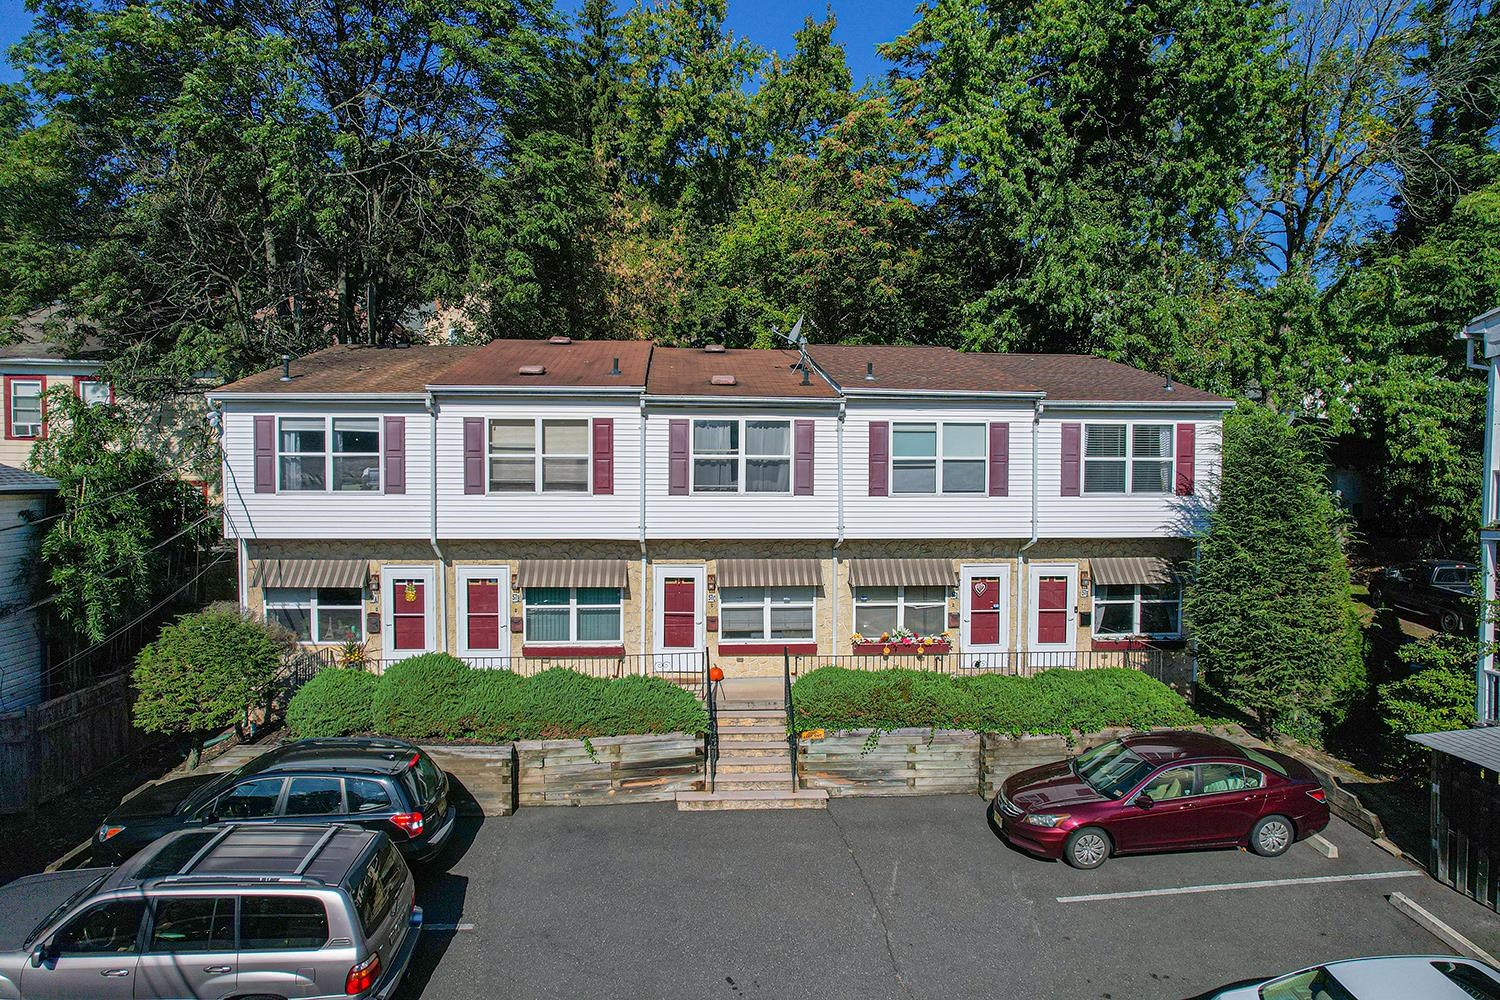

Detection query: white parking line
(423, 922), (476, 932)
(1057, 869), (1423, 904)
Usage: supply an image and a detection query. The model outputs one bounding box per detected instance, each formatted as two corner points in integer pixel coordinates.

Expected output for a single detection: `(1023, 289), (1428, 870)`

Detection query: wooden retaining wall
(798, 729), (981, 797)
(423, 745), (516, 817)
(514, 733), (703, 806)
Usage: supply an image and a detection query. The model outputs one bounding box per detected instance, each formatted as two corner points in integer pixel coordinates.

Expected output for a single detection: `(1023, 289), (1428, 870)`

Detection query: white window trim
(456, 564), (511, 658)
(889, 421), (988, 496)
(264, 586), (366, 645)
(1092, 582), (1183, 639)
(689, 417), (792, 495)
(718, 586), (817, 643)
(275, 415), (382, 494)
(9, 378), (44, 439)
(522, 585), (624, 645)
(853, 584), (948, 634)
(486, 417), (592, 495)
(1082, 422), (1175, 496)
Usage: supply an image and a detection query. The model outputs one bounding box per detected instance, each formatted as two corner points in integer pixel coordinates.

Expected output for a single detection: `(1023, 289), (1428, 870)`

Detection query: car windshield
(1073, 741), (1155, 799)
(1259, 967), (1357, 1000)
(26, 873), (108, 947)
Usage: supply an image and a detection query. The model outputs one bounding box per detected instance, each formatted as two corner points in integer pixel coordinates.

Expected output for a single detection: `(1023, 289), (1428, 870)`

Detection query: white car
(1201, 956), (1500, 999)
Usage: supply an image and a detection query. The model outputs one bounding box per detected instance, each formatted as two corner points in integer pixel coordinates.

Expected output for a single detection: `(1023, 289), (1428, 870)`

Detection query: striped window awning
(848, 558), (954, 589)
(1090, 556), (1177, 586)
(251, 558), (369, 590)
(717, 558), (822, 589)
(517, 559), (628, 590)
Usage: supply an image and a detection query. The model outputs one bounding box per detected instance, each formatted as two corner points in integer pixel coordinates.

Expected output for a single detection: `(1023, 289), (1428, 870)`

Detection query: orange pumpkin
(709, 666), (725, 683)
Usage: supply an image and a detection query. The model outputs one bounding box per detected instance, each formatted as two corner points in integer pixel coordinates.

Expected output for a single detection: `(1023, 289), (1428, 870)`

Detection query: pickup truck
(1368, 559), (1477, 634)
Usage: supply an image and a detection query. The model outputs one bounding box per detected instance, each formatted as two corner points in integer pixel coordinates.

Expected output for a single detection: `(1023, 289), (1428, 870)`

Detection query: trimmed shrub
(458, 669), (528, 742)
(286, 668), (378, 737)
(792, 666), (1199, 737)
(588, 674), (707, 738)
(370, 653), (474, 740)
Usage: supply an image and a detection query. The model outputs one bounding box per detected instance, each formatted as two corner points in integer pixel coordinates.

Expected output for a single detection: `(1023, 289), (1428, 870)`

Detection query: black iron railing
(703, 650), (719, 793)
(784, 648), (798, 793)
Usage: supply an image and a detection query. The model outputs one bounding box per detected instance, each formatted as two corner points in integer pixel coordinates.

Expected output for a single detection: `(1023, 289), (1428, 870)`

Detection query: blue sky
(0, 1), (919, 87)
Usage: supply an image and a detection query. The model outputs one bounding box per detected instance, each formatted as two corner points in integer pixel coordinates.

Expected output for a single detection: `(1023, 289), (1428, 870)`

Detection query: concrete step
(716, 737), (792, 751)
(676, 788), (829, 811)
(713, 774), (797, 792)
(717, 709), (785, 723)
(716, 755), (790, 773)
(716, 700), (784, 712)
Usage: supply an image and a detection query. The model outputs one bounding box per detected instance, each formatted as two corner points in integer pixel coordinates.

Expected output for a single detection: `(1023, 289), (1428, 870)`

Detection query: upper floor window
(1084, 424), (1173, 495)
(489, 418), (588, 493)
(278, 417), (379, 492)
(7, 378), (43, 439)
(892, 422), (985, 494)
(692, 419), (790, 494)
(719, 586), (815, 641)
(524, 587), (622, 644)
(1093, 583), (1182, 638)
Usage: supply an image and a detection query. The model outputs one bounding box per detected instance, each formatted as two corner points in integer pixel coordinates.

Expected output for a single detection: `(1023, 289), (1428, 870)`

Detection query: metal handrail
(784, 648), (798, 793)
(703, 649), (719, 794)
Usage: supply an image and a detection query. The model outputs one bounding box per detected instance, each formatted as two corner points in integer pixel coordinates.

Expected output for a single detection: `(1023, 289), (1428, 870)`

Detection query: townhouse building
(211, 338), (1231, 680)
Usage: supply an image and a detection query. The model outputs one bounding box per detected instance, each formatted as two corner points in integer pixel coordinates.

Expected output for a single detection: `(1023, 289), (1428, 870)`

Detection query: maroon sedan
(991, 731), (1330, 869)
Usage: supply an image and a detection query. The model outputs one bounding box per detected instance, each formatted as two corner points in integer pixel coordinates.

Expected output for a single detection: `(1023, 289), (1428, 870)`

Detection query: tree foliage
(133, 606), (287, 740)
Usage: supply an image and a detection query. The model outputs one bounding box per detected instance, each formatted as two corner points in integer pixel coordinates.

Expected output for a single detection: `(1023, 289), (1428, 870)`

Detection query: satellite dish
(775, 313), (808, 349)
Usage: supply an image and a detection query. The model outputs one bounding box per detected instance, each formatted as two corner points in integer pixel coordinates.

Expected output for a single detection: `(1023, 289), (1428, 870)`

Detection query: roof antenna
(865, 361), (875, 382)
(280, 355), (292, 382)
(609, 356), (621, 377)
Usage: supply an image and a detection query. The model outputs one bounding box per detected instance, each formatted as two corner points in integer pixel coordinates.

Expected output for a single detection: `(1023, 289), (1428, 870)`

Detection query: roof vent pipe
(1164, 374), (1174, 392)
(704, 344), (726, 353)
(549, 336), (572, 345)
(802, 364), (811, 386)
(609, 357), (621, 377)
(710, 374), (737, 386)
(280, 355), (292, 382)
(864, 361), (875, 381)
(519, 364), (547, 376)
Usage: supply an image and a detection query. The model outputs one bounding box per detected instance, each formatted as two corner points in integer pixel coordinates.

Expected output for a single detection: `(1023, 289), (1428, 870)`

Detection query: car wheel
(1441, 611), (1463, 633)
(1249, 815), (1294, 857)
(1064, 827), (1112, 869)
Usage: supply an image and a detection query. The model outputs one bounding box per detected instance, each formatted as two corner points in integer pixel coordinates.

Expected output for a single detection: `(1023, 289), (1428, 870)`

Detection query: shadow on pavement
(396, 816), (483, 999)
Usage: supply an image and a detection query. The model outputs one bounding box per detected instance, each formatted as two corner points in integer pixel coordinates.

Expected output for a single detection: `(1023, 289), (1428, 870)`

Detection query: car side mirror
(30, 941), (52, 967)
(1134, 792), (1154, 808)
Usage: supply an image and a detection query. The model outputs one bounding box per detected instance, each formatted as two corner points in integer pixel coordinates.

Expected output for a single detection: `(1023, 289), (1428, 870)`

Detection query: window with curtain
(1092, 583), (1182, 637)
(853, 585), (946, 635)
(278, 417), (328, 491)
(744, 420), (791, 492)
(331, 418), (380, 491)
(265, 587), (364, 643)
(524, 587), (622, 643)
(692, 419), (739, 492)
(891, 423), (937, 493)
(1084, 424), (1174, 494)
(719, 587), (814, 641)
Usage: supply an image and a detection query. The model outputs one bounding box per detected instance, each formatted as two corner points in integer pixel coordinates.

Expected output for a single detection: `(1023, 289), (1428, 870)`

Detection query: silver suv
(0, 823), (422, 999)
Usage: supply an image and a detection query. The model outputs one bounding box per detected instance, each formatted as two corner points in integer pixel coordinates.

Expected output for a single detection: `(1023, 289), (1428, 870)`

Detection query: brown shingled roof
(213, 344), (479, 395)
(646, 347), (838, 399)
(974, 354), (1230, 404)
(432, 338), (649, 388)
(809, 344), (1043, 395)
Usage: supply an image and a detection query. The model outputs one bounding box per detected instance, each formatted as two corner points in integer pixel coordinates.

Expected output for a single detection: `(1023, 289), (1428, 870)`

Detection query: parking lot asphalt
(398, 796), (1499, 1000)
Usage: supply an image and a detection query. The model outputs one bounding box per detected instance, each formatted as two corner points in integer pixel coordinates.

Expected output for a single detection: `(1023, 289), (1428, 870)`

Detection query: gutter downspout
(832, 400), (846, 654)
(639, 395), (648, 675)
(1018, 400), (1043, 652)
(427, 391), (448, 654)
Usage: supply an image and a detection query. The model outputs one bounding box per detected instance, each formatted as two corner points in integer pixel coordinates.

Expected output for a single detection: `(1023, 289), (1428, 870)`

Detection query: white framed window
(277, 416), (380, 492)
(719, 587), (815, 642)
(1092, 583), (1182, 638)
(691, 418), (791, 494)
(890, 422), (986, 495)
(8, 378), (43, 438)
(523, 587), (623, 644)
(265, 587), (365, 643)
(488, 418), (589, 493)
(76, 378), (112, 407)
(854, 585), (947, 636)
(1084, 424), (1173, 495)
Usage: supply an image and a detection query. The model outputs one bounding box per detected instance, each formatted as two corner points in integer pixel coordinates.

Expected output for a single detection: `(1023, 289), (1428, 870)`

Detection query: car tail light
(1307, 787), (1327, 802)
(345, 952), (381, 995)
(98, 824), (124, 841)
(391, 811), (424, 837)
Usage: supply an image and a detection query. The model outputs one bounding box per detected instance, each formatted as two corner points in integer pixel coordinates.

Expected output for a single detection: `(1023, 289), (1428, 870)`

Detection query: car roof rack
(151, 873), (326, 887)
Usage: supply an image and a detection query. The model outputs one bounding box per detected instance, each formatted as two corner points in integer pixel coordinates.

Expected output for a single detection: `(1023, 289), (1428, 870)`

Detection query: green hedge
(792, 667), (1199, 737)
(287, 655), (708, 742)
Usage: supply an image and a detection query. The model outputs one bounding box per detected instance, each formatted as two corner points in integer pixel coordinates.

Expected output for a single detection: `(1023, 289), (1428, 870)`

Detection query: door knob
(204, 965), (233, 974)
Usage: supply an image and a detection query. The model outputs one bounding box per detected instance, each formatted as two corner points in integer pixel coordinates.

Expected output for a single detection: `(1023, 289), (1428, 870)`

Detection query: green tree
(1185, 403), (1365, 739)
(1377, 635), (1477, 773)
(27, 387), (213, 647)
(133, 606), (287, 761)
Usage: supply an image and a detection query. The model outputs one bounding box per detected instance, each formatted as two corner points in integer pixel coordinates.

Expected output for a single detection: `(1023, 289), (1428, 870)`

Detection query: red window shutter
(1175, 423), (1196, 495)
(253, 415), (275, 493)
(592, 418), (614, 495)
(988, 422), (1010, 497)
(668, 419), (689, 496)
(383, 415), (405, 495)
(463, 417), (484, 495)
(1060, 423), (1082, 497)
(868, 421), (889, 497)
(794, 419), (815, 496)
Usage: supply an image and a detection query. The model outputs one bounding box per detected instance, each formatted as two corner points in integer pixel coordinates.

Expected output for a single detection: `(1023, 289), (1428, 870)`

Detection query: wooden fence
(0, 674), (145, 814)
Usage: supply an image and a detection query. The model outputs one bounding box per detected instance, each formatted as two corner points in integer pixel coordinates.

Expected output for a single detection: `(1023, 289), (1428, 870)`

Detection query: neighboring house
(0, 463), (58, 711)
(1458, 305), (1500, 723)
(210, 339), (1231, 678)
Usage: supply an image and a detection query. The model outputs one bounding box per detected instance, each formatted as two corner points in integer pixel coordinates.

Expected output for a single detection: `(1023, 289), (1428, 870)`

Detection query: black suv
(94, 738), (454, 867)
(1369, 559), (1477, 634)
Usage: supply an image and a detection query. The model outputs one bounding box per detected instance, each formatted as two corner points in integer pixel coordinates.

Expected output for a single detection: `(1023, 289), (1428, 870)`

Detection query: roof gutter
(644, 394), (839, 407)
(206, 392), (428, 402)
(425, 385), (644, 396)
(837, 388), (1046, 402)
(1037, 399), (1236, 411)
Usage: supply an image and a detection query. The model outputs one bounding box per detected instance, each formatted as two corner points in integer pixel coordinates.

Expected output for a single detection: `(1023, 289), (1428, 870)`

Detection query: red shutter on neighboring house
(592, 418), (614, 495)
(988, 422), (1010, 497)
(253, 415), (275, 493)
(668, 419), (689, 496)
(383, 415), (405, 494)
(1060, 423), (1082, 497)
(463, 417), (484, 495)
(1175, 423), (1196, 495)
(868, 421), (889, 497)
(794, 420), (815, 496)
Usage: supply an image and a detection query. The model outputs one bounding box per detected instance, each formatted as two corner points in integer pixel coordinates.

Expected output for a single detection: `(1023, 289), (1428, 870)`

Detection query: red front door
(969, 577), (1001, 646)
(662, 578), (697, 649)
(1035, 576), (1069, 645)
(392, 579), (427, 651)
(466, 578), (502, 651)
